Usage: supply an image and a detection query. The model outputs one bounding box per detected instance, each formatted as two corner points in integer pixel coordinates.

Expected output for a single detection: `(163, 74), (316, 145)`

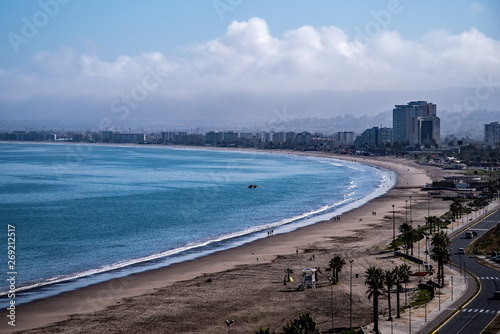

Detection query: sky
(0, 0), (499, 126)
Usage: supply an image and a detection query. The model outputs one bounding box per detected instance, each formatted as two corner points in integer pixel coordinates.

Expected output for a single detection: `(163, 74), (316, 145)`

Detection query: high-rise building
(392, 101), (440, 146)
(334, 131), (356, 148)
(354, 127), (392, 148)
(485, 122), (500, 147)
(419, 117), (440, 146)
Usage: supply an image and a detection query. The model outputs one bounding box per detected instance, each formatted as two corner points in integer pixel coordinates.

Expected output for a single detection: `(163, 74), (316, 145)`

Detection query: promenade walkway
(364, 200), (500, 334)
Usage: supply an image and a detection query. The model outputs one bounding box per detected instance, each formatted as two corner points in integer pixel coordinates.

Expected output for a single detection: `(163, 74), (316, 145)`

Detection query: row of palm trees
(398, 215), (446, 257)
(430, 231), (451, 286)
(365, 263), (411, 333)
(366, 230), (452, 333)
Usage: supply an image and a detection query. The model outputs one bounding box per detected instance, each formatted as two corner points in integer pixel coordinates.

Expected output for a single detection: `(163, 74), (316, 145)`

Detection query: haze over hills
(1, 86), (499, 130)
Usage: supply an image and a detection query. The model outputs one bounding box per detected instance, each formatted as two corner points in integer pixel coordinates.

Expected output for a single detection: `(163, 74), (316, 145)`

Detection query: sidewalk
(364, 201), (499, 334)
(363, 265), (468, 334)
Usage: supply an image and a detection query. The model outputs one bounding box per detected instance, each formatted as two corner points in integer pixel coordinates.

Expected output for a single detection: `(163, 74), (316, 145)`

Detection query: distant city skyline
(0, 1), (499, 123)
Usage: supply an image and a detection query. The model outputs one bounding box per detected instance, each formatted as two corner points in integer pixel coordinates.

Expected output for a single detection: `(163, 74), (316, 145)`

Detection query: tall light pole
(225, 320), (235, 334)
(392, 204), (396, 253)
(417, 225), (421, 273)
(405, 200), (408, 223)
(464, 261), (467, 283)
(409, 306), (412, 334)
(409, 196), (412, 227)
(328, 278), (334, 333)
(425, 236), (429, 264)
(427, 193), (430, 219)
(438, 285), (441, 311)
(451, 276), (453, 301)
(349, 259), (354, 330)
(459, 254), (462, 275)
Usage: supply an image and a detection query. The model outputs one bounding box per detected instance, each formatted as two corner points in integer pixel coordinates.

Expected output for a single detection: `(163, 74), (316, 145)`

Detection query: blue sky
(1, 0), (499, 66)
(0, 0), (499, 123)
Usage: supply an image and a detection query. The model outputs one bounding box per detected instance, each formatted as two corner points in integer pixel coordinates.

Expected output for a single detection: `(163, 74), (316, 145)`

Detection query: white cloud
(0, 18), (499, 102)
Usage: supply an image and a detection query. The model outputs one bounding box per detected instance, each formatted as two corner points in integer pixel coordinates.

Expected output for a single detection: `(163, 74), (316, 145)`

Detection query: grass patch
(409, 287), (432, 308)
(339, 329), (359, 334)
(467, 223), (500, 255)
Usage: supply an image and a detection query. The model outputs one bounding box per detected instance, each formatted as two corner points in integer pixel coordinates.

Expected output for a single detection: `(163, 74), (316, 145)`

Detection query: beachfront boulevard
(435, 209), (500, 334)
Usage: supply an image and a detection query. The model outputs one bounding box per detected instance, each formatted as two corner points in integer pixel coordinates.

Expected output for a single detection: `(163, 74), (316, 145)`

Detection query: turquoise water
(0, 143), (395, 304)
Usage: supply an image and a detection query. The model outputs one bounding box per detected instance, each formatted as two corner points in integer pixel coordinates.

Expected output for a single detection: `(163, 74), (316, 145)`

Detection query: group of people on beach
(267, 230), (274, 236)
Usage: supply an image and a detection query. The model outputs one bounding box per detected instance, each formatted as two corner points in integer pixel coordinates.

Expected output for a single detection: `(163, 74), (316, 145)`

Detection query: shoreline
(0, 147), (443, 333)
(0, 143), (394, 301)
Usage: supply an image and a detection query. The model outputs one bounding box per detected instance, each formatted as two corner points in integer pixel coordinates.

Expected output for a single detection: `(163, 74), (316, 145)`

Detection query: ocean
(0, 143), (395, 306)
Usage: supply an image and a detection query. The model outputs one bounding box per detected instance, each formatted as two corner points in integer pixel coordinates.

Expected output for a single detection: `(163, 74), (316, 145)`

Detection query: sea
(0, 142), (396, 306)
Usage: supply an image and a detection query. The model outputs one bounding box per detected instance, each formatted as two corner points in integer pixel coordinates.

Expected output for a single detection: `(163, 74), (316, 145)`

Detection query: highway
(436, 209), (500, 334)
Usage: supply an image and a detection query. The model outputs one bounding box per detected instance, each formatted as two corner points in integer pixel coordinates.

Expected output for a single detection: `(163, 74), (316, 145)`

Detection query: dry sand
(1, 152), (461, 333)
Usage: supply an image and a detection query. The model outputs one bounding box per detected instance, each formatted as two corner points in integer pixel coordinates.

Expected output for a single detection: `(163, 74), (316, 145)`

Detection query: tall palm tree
(431, 231), (452, 285)
(450, 200), (463, 221)
(329, 255), (346, 283)
(427, 216), (442, 235)
(384, 269), (396, 320)
(400, 222), (418, 255)
(393, 263), (411, 318)
(365, 266), (385, 333)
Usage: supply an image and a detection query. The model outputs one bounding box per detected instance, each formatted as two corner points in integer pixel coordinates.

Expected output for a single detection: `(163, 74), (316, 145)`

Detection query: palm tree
(393, 264), (411, 318)
(427, 216), (443, 234)
(400, 223), (418, 255)
(431, 231), (452, 285)
(282, 313), (320, 334)
(450, 200), (463, 221)
(365, 266), (384, 333)
(384, 269), (396, 320)
(329, 255), (346, 283)
(255, 327), (275, 334)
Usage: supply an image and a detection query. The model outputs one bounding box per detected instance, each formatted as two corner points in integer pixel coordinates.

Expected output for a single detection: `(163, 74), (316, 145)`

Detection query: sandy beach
(1, 151), (461, 333)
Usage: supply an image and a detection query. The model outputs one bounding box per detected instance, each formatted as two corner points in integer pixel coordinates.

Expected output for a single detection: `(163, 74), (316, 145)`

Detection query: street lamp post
(417, 225), (421, 273)
(425, 236), (429, 264)
(428, 193), (430, 219)
(405, 200), (408, 223)
(405, 281), (407, 307)
(349, 259), (354, 330)
(451, 276), (454, 301)
(392, 205), (396, 253)
(225, 320), (235, 334)
(409, 196), (412, 227)
(328, 278), (334, 332)
(459, 254), (462, 275)
(409, 306), (412, 334)
(464, 261), (467, 283)
(438, 285), (441, 311)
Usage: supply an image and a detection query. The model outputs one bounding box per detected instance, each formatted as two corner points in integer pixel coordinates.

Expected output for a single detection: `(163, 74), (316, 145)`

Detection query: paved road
(435, 210), (500, 334)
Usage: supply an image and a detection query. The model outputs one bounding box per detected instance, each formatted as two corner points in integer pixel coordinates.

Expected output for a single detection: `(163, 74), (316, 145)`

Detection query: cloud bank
(1, 18), (499, 120)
